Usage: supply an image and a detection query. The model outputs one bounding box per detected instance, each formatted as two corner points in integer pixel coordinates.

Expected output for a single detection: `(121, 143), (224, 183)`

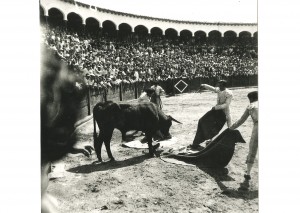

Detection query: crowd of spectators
(41, 24), (258, 89)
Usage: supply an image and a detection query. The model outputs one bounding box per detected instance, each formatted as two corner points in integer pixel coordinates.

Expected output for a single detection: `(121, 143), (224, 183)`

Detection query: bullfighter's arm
(214, 95), (233, 110)
(159, 86), (165, 95)
(201, 84), (218, 92)
(230, 108), (249, 130)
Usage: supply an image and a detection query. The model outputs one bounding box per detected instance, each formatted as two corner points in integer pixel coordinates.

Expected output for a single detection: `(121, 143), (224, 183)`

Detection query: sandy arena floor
(48, 87), (258, 213)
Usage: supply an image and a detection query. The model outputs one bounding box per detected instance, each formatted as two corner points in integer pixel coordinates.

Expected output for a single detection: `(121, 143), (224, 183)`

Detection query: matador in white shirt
(201, 80), (233, 127)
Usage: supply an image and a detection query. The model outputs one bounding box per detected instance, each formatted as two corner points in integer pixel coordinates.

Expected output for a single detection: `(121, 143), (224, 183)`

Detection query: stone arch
(150, 27), (163, 41)
(151, 27), (163, 36)
(165, 28), (178, 40)
(194, 30), (207, 43)
(208, 30), (222, 45)
(180, 29), (193, 41)
(224, 31), (237, 45)
(239, 31), (252, 45)
(86, 17), (100, 35)
(239, 31), (251, 37)
(253, 32), (258, 45)
(119, 23), (133, 39)
(48, 8), (65, 27)
(134, 25), (149, 37)
(67, 12), (84, 33)
(102, 20), (117, 37)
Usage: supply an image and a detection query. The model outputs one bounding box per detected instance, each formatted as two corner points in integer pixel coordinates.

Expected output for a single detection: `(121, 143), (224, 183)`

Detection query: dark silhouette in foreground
(93, 101), (181, 162)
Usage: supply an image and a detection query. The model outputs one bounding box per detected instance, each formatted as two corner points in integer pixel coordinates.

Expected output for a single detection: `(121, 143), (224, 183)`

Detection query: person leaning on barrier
(200, 80), (233, 127)
(230, 91), (258, 190)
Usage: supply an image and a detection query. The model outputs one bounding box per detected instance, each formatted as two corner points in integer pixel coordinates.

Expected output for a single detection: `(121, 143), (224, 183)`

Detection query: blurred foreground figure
(41, 46), (92, 212)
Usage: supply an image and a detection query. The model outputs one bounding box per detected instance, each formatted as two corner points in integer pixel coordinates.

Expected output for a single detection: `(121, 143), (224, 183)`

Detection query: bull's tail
(93, 114), (97, 141)
(168, 115), (182, 124)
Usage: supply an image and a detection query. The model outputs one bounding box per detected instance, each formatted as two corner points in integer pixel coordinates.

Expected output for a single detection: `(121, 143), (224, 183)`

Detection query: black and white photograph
(39, 0), (260, 212)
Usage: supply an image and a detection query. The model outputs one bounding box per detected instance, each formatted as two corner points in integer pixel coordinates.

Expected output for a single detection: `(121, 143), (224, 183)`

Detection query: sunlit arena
(40, 0), (258, 212)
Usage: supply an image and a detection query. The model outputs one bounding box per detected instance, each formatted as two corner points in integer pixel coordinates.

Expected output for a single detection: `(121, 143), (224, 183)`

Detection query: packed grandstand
(40, 0), (258, 90)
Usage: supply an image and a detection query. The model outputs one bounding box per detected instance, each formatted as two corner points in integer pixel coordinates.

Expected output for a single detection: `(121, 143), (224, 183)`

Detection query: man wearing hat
(200, 80), (233, 127)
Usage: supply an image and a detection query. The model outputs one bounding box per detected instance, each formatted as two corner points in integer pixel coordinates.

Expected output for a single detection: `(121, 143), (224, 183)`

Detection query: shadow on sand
(199, 167), (258, 200)
(67, 154), (149, 174)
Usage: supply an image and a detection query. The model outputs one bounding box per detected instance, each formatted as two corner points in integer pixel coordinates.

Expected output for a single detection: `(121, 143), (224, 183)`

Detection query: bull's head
(159, 115), (182, 139)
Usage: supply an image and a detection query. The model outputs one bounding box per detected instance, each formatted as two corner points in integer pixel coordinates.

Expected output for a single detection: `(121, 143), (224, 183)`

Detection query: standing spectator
(134, 70), (139, 81)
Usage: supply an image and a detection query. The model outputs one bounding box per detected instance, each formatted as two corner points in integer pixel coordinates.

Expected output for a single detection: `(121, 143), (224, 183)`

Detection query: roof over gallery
(40, 0), (257, 35)
(77, 0), (257, 24)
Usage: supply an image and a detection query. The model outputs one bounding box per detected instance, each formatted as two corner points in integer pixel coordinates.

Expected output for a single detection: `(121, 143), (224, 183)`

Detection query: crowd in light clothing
(41, 24), (258, 89)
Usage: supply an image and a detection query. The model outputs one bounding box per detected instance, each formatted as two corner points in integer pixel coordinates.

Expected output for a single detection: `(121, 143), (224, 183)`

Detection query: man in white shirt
(230, 91), (258, 190)
(134, 70), (139, 81)
(200, 80), (233, 127)
(151, 81), (165, 109)
(138, 88), (155, 103)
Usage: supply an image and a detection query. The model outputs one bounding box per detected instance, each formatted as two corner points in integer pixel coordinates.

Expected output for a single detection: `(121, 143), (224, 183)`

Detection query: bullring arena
(40, 0), (258, 212)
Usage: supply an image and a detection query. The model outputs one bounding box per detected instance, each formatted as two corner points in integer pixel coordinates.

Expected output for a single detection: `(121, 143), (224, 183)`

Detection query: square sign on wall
(174, 80), (188, 93)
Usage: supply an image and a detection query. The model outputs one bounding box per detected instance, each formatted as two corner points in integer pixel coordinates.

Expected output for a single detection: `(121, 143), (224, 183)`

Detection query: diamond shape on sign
(174, 80), (188, 93)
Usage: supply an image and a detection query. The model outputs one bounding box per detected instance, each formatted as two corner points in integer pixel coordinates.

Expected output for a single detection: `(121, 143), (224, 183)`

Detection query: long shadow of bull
(67, 154), (149, 174)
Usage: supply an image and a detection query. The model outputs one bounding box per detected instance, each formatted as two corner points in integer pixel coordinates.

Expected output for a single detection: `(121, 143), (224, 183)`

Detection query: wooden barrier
(73, 75), (258, 124)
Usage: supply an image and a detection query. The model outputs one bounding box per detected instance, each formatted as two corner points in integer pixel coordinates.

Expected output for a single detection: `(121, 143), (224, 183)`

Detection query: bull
(93, 101), (181, 162)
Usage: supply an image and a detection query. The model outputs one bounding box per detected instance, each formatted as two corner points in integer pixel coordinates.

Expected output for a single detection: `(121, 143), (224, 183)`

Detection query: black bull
(93, 101), (181, 162)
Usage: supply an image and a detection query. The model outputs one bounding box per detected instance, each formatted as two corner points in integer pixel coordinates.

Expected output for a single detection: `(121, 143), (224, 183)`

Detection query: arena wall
(76, 76), (257, 121)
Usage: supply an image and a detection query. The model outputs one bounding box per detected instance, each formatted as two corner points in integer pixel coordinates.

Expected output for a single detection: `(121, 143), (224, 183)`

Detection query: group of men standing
(143, 79), (258, 190)
(200, 80), (258, 190)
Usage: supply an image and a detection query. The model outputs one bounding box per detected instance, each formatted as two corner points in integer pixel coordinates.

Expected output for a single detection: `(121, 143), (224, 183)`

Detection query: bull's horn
(169, 115), (182, 124)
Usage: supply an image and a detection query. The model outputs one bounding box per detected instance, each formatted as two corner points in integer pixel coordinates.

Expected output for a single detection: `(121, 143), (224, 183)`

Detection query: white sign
(174, 80), (188, 93)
